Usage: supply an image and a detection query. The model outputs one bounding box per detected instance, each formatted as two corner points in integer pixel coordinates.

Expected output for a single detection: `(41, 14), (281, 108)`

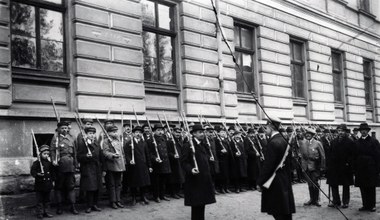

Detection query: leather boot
(70, 204), (79, 215)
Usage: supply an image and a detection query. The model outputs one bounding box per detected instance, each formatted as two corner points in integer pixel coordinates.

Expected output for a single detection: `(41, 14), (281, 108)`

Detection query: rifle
(130, 119), (135, 165)
(181, 111), (199, 174)
(222, 121), (241, 156)
(157, 113), (164, 127)
(198, 115), (215, 161)
(146, 116), (162, 163)
(31, 129), (44, 174)
(50, 97), (59, 164)
(133, 106), (140, 126)
(74, 114), (92, 157)
(163, 112), (179, 158)
(262, 130), (296, 189)
(204, 119), (227, 153)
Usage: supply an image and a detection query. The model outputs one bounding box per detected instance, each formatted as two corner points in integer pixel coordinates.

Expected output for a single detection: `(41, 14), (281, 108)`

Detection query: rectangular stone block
(238, 101), (257, 115)
(308, 51), (331, 64)
(310, 111), (335, 121)
(260, 61), (291, 76)
(260, 84), (292, 98)
(319, 26), (338, 40)
(347, 105), (366, 114)
(225, 106), (239, 119)
(346, 70), (364, 81)
(247, 1), (274, 17)
(112, 47), (143, 66)
(0, 47), (10, 65)
(284, 24), (310, 39)
(182, 31), (201, 46)
(263, 107), (293, 119)
(258, 38), (290, 54)
(204, 63), (219, 77)
(293, 105), (307, 117)
(262, 17), (284, 31)
(202, 35), (217, 50)
(183, 74), (219, 90)
(74, 5), (109, 27)
(182, 59), (203, 75)
(75, 58), (143, 81)
(224, 93), (238, 107)
(111, 14), (142, 34)
(223, 67), (236, 80)
(75, 0), (141, 17)
(77, 95), (145, 113)
(346, 96), (365, 105)
(310, 91), (334, 102)
(223, 80), (237, 93)
(180, 2), (200, 17)
(222, 54), (235, 68)
(0, 26), (9, 45)
(309, 81), (333, 93)
(0, 89), (11, 107)
(182, 45), (218, 63)
(181, 16), (216, 36)
(261, 96), (293, 109)
(183, 88), (203, 103)
(13, 83), (66, 104)
(75, 40), (110, 60)
(347, 113), (366, 122)
(204, 91), (220, 104)
(75, 23), (142, 49)
(307, 61), (332, 74)
(307, 42), (330, 56)
(346, 88), (365, 97)
(76, 76), (112, 95)
(258, 26), (275, 40)
(0, 68), (11, 88)
(275, 11), (300, 26)
(145, 93), (178, 111)
(299, 19), (320, 33)
(310, 101), (335, 111)
(261, 72), (292, 87)
(346, 78), (364, 89)
(346, 61), (363, 73)
(185, 103), (221, 117)
(335, 108), (344, 120)
(0, 4), (9, 24)
(309, 71), (333, 83)
(113, 81), (144, 98)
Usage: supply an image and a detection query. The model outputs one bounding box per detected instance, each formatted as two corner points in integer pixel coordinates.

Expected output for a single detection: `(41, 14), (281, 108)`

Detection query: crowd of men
(30, 116), (380, 219)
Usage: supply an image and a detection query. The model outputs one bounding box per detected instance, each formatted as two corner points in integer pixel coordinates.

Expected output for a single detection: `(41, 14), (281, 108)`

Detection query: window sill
(293, 98), (307, 106)
(12, 68), (70, 85)
(333, 0), (348, 5)
(358, 9), (376, 19)
(334, 102), (344, 109)
(237, 92), (256, 102)
(144, 81), (180, 94)
(366, 106), (374, 111)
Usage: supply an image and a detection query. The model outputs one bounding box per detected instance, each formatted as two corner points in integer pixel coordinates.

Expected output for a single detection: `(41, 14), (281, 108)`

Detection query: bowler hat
(247, 128), (255, 134)
(286, 127), (293, 132)
(358, 122), (371, 131)
(336, 124), (348, 131)
(214, 125), (224, 132)
(132, 126), (143, 132)
(153, 124), (164, 131)
(191, 124), (204, 133)
(233, 130), (241, 136)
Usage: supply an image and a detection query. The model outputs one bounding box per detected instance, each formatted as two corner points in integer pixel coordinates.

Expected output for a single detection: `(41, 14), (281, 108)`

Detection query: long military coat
(354, 136), (380, 187)
(125, 138), (151, 187)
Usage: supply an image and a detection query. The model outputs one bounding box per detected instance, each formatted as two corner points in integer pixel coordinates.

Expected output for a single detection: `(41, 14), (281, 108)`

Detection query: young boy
(30, 145), (53, 219)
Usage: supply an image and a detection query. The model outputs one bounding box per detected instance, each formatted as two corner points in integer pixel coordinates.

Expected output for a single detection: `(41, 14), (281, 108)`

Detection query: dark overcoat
(354, 136), (380, 187)
(215, 137), (230, 181)
(181, 138), (216, 206)
(147, 135), (171, 174)
(167, 137), (185, 184)
(257, 133), (295, 215)
(31, 159), (53, 192)
(326, 136), (354, 186)
(125, 138), (151, 187)
(206, 137), (220, 175)
(244, 136), (261, 181)
(231, 140), (247, 178)
(77, 139), (103, 191)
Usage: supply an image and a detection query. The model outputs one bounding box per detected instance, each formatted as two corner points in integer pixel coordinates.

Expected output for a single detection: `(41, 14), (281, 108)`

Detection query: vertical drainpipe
(216, 0), (226, 119)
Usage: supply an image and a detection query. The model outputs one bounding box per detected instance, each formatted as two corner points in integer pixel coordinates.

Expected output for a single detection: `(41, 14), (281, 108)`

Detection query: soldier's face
(144, 127), (150, 133)
(360, 129), (369, 137)
(124, 126), (131, 133)
(134, 130), (142, 138)
(40, 151), (49, 160)
(108, 130), (118, 138)
(58, 125), (68, 135)
(219, 130), (227, 138)
(87, 131), (96, 140)
(155, 128), (164, 136)
(193, 130), (205, 140)
(173, 130), (181, 138)
(105, 122), (113, 128)
(305, 133), (313, 140)
(337, 128), (345, 137)
(84, 122), (93, 128)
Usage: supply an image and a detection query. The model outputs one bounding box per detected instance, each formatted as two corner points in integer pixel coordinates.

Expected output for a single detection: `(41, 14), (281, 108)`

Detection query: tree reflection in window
(142, 0), (175, 85)
(11, 1), (64, 73)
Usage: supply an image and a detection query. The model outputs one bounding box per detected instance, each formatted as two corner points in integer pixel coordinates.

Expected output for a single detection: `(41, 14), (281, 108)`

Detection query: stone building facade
(0, 0), (379, 194)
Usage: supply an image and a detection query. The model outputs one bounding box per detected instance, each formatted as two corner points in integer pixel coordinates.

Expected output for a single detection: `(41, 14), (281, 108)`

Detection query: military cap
(228, 126), (235, 131)
(214, 125), (224, 132)
(57, 121), (69, 128)
(233, 130), (242, 136)
(84, 127), (96, 133)
(286, 127), (293, 132)
(247, 128), (255, 134)
(82, 118), (93, 124)
(39, 145), (50, 153)
(132, 126), (143, 132)
(258, 127), (265, 133)
(106, 125), (118, 133)
(153, 123), (164, 131)
(305, 128), (316, 135)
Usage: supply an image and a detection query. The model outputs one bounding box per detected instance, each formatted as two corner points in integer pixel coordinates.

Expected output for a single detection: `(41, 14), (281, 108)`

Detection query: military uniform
(244, 134), (261, 189)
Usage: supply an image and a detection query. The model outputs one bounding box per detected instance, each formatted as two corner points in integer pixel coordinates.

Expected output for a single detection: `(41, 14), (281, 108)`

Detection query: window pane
(158, 4), (171, 30)
(363, 61), (371, 77)
(234, 26), (240, 47)
(41, 40), (63, 72)
(293, 42), (303, 62)
(11, 35), (36, 68)
(241, 27), (252, 49)
(41, 0), (62, 4)
(365, 79), (371, 105)
(143, 31), (158, 81)
(159, 35), (174, 84)
(11, 3), (36, 37)
(332, 52), (341, 72)
(293, 64), (304, 98)
(40, 9), (63, 42)
(333, 73), (342, 102)
(242, 53), (252, 72)
(142, 0), (156, 27)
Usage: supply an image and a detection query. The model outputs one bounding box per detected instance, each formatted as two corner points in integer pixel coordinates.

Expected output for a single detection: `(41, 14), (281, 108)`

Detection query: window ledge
(12, 69), (70, 85)
(237, 92), (256, 102)
(334, 0), (348, 5)
(144, 81), (180, 94)
(358, 9), (376, 19)
(366, 106), (374, 111)
(334, 102), (344, 108)
(293, 98), (307, 106)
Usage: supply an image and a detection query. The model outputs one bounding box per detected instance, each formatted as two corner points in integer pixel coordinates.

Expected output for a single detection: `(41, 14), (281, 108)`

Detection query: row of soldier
(30, 116), (380, 219)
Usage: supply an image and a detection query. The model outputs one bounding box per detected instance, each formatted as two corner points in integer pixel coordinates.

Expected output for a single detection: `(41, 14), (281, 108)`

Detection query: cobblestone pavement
(1, 181), (380, 220)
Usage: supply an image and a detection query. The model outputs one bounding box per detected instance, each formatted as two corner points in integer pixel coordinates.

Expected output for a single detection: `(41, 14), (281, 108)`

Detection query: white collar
(194, 138), (201, 145)
(362, 135), (368, 139)
(271, 131), (279, 138)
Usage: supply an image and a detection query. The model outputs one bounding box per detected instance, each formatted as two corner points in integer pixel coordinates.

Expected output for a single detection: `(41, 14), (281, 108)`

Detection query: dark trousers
(131, 187), (147, 200)
(331, 185), (350, 205)
(151, 173), (168, 199)
(168, 183), (181, 196)
(36, 191), (51, 215)
(273, 214), (292, 220)
(106, 171), (122, 203)
(359, 187), (376, 209)
(86, 190), (99, 208)
(191, 205), (205, 220)
(306, 170), (320, 203)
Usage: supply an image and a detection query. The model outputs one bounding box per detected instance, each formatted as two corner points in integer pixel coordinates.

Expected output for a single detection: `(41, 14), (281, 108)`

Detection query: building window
(363, 59), (373, 107)
(290, 39), (306, 99)
(359, 0), (370, 13)
(234, 23), (255, 94)
(331, 51), (344, 103)
(141, 0), (176, 85)
(10, 0), (65, 77)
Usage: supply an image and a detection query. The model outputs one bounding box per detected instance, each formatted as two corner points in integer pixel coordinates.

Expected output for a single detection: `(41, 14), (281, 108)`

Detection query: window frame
(289, 38), (307, 101)
(10, 0), (68, 84)
(363, 58), (374, 109)
(233, 21), (257, 98)
(331, 50), (344, 104)
(141, 0), (178, 91)
(359, 0), (371, 14)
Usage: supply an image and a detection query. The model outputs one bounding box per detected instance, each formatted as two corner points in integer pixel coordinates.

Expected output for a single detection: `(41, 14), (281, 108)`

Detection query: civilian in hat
(50, 121), (78, 215)
(327, 124), (355, 208)
(230, 131), (247, 193)
(215, 125), (231, 194)
(181, 124), (216, 220)
(142, 123), (152, 141)
(98, 119), (115, 150)
(103, 125), (126, 209)
(354, 123), (380, 212)
(170, 126), (186, 198)
(31, 145), (53, 219)
(125, 126), (152, 205)
(147, 123), (172, 203)
(351, 128), (359, 140)
(205, 126), (220, 195)
(320, 128), (332, 181)
(257, 126), (268, 158)
(315, 128), (322, 141)
(77, 127), (103, 213)
(245, 128), (261, 190)
(299, 128), (326, 207)
(228, 125), (235, 137)
(257, 116), (295, 220)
